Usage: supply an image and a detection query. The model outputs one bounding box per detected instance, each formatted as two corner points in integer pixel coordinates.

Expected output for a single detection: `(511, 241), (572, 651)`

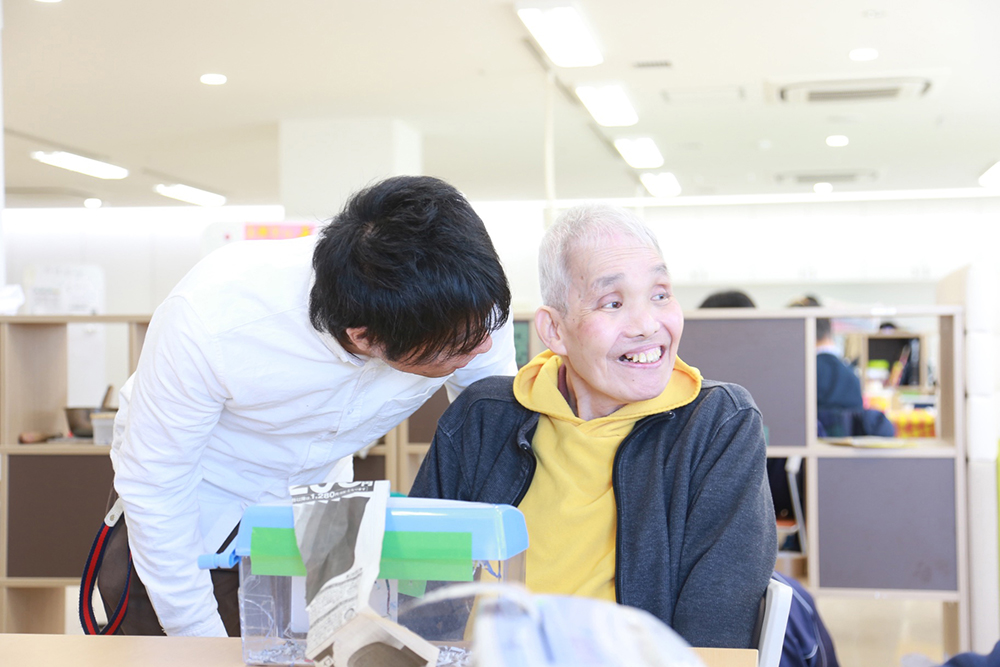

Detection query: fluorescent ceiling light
(30, 151), (129, 180)
(575, 85), (638, 126)
(516, 5), (603, 67)
(83, 198), (103, 209)
(640, 172), (682, 198)
(155, 184), (226, 207)
(200, 73), (227, 85)
(814, 182), (834, 194)
(980, 161), (1000, 189)
(849, 48), (879, 62)
(613, 138), (664, 169)
(826, 135), (850, 147)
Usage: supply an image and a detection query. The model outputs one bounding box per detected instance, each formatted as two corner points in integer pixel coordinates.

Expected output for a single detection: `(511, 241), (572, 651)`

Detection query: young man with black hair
(101, 175), (516, 636)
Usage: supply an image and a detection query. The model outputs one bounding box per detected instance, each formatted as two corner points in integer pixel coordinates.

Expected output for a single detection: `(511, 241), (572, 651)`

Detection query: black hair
(309, 175), (511, 363)
(699, 290), (756, 309)
(816, 318), (832, 341)
(788, 295), (830, 340)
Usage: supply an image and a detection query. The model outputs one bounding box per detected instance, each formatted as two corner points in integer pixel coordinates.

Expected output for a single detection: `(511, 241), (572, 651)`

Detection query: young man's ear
(344, 327), (374, 355)
(535, 307), (568, 356)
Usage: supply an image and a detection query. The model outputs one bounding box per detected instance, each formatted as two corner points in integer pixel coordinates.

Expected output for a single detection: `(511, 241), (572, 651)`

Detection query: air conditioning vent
(775, 170), (878, 185)
(776, 77), (931, 103)
(634, 60), (672, 69)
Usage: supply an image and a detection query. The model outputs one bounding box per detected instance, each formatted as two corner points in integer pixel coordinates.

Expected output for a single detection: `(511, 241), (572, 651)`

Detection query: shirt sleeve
(443, 318), (518, 401)
(671, 404), (778, 648)
(111, 296), (230, 636)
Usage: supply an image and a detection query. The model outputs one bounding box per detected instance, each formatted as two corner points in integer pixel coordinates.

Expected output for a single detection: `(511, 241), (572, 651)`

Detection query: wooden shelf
(813, 438), (958, 458)
(1, 444), (112, 455)
(0, 315), (149, 633)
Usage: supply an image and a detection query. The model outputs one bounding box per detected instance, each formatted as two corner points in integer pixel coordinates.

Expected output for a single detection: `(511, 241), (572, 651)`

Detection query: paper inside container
(291, 480), (436, 666)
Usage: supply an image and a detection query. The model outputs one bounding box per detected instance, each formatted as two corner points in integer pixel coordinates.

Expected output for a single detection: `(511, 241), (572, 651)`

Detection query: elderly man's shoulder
(456, 375), (518, 404)
(697, 379), (760, 414)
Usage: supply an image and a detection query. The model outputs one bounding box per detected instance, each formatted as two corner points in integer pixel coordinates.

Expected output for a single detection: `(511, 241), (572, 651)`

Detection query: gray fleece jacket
(409, 375), (778, 649)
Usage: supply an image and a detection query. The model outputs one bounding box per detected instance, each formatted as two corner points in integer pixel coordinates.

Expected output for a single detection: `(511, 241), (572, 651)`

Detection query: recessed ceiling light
(613, 138), (664, 169)
(83, 198), (103, 209)
(849, 48), (879, 62)
(575, 85), (638, 126)
(826, 135), (850, 147)
(516, 4), (603, 67)
(640, 172), (682, 197)
(200, 73), (228, 85)
(34, 0), (62, 3)
(979, 161), (1000, 189)
(814, 182), (834, 194)
(154, 184), (226, 207)
(30, 151), (129, 179)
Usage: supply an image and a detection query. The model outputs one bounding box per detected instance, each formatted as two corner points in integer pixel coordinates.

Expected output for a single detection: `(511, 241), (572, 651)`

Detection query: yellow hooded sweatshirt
(512, 350), (702, 601)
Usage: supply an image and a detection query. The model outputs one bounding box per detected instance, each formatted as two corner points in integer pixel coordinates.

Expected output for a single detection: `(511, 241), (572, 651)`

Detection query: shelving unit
(681, 306), (968, 654)
(0, 315), (149, 633)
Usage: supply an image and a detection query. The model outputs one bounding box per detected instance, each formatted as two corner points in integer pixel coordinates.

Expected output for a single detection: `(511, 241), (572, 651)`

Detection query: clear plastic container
(90, 412), (117, 445)
(202, 498), (529, 666)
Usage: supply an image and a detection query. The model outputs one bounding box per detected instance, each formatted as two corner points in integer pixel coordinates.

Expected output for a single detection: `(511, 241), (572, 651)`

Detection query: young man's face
(545, 234), (683, 420)
(381, 335), (494, 378)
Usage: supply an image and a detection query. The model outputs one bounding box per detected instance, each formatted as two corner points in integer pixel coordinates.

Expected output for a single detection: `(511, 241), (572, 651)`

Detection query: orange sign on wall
(244, 223), (315, 240)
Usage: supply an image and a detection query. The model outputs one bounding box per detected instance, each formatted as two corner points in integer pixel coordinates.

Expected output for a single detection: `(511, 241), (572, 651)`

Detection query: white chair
(757, 578), (793, 667)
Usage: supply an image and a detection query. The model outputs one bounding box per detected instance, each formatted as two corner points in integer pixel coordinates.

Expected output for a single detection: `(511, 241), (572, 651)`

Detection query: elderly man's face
(546, 234), (683, 420)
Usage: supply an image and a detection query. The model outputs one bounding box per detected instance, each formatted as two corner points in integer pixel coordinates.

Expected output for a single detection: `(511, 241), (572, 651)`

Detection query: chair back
(757, 577), (793, 667)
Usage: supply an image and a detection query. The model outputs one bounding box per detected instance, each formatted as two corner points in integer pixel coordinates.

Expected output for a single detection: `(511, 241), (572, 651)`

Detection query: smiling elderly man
(410, 204), (777, 648)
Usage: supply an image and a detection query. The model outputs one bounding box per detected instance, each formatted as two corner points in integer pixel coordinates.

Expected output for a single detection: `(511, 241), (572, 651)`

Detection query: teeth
(624, 348), (662, 364)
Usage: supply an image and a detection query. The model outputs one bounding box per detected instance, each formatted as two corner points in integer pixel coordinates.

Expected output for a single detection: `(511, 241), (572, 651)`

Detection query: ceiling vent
(774, 170), (879, 185)
(776, 77), (931, 103)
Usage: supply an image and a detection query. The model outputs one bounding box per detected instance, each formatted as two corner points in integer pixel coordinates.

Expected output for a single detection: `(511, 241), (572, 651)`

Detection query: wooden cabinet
(681, 306), (968, 653)
(0, 315), (148, 632)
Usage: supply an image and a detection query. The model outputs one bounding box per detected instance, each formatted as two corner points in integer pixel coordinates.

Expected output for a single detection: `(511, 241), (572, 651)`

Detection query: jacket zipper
(510, 416), (539, 506)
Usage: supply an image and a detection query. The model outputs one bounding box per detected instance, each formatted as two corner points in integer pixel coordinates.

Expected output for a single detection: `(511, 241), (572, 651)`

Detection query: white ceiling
(4, 0), (1000, 208)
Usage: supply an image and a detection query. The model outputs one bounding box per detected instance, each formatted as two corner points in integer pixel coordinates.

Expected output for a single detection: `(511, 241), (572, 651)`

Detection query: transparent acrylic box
(202, 498), (528, 666)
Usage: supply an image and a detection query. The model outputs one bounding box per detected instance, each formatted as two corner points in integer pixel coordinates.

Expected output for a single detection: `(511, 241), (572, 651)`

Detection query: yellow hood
(513, 349), (702, 424)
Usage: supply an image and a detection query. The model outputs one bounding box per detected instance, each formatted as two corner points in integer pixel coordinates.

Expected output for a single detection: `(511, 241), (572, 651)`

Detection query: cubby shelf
(1, 309), (968, 652)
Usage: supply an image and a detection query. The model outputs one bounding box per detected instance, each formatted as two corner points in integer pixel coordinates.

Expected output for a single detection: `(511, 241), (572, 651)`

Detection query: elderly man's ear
(535, 307), (569, 356)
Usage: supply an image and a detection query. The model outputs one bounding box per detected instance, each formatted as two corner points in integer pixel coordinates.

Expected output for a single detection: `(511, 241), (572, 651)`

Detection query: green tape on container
(378, 531), (473, 582)
(250, 527), (306, 576)
(398, 579), (428, 598)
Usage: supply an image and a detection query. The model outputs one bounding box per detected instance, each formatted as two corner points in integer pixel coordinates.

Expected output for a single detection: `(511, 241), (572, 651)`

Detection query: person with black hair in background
(699, 289), (757, 309)
(99, 176), (517, 636)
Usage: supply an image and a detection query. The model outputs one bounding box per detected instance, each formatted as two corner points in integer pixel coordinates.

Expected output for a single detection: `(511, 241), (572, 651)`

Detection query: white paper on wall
(22, 264), (108, 407)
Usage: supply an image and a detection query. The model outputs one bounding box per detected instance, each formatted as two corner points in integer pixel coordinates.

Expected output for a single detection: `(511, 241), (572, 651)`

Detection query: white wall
(3, 193), (998, 393)
(5, 195), (999, 316)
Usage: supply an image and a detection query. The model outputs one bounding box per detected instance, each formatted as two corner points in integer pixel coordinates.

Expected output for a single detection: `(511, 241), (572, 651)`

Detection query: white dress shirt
(110, 234), (517, 636)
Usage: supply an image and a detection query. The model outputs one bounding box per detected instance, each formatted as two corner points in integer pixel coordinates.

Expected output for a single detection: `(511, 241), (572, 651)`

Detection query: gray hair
(538, 204), (663, 313)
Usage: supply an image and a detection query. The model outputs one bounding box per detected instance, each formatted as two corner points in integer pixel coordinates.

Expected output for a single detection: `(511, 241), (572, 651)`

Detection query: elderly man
(410, 204), (776, 648)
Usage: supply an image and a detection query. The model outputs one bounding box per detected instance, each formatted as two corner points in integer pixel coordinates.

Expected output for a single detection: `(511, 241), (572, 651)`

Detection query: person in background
(99, 176), (518, 636)
(411, 204), (776, 648)
(789, 295), (893, 438)
(699, 289), (757, 309)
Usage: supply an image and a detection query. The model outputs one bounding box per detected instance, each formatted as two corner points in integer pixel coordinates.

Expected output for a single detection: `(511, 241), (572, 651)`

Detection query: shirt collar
(313, 328), (367, 367)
